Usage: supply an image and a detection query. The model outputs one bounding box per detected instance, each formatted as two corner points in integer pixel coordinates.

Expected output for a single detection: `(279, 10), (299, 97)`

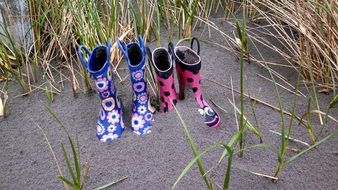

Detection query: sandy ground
(0, 20), (338, 190)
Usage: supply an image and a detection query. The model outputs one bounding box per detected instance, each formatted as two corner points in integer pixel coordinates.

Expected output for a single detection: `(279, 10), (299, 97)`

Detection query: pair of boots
(78, 36), (155, 143)
(147, 38), (221, 128)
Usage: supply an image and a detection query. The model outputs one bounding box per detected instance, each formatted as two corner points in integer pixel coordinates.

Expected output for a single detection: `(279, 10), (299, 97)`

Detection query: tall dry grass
(0, 1), (336, 95)
(251, 0), (338, 93)
(1, 0), (224, 95)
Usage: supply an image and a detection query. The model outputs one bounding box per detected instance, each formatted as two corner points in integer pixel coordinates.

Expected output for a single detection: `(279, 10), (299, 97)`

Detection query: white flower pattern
(107, 124), (117, 133)
(132, 113), (145, 131)
(100, 133), (119, 143)
(144, 112), (153, 121)
(107, 110), (120, 124)
(137, 92), (148, 104)
(132, 70), (143, 81)
(137, 105), (147, 115)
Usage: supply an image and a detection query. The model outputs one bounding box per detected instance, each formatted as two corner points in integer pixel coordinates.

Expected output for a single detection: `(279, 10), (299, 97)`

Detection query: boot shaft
(78, 40), (116, 100)
(173, 37), (201, 75)
(118, 35), (146, 72)
(151, 47), (174, 79)
(117, 36), (148, 94)
(78, 40), (112, 77)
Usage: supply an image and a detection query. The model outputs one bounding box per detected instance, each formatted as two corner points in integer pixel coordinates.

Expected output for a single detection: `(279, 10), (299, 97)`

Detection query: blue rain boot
(78, 40), (124, 142)
(117, 35), (155, 136)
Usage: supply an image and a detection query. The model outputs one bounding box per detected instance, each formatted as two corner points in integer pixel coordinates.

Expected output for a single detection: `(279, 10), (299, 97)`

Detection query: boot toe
(204, 111), (221, 128)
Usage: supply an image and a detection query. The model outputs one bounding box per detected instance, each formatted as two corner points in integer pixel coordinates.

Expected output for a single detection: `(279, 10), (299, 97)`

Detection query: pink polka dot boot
(78, 40), (125, 143)
(146, 43), (178, 112)
(172, 37), (221, 128)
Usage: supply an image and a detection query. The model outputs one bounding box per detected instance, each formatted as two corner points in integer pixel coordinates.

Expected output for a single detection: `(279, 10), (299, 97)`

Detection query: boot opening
(90, 47), (107, 72)
(154, 49), (170, 71)
(128, 43), (143, 66)
(176, 48), (199, 65)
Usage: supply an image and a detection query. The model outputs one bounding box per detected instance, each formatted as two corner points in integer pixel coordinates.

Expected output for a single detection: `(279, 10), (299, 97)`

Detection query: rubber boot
(78, 40), (124, 142)
(172, 37), (221, 128)
(117, 35), (155, 135)
(146, 43), (177, 112)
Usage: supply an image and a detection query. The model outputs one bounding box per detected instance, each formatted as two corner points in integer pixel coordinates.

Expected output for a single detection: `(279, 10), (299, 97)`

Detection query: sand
(0, 20), (337, 190)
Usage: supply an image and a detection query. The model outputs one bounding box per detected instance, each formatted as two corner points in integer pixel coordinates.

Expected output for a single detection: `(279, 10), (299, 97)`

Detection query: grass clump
(34, 106), (128, 190)
(252, 0), (338, 92)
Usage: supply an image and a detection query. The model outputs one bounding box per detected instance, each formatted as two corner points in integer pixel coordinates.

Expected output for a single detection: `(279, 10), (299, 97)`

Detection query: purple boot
(117, 35), (156, 135)
(78, 40), (125, 142)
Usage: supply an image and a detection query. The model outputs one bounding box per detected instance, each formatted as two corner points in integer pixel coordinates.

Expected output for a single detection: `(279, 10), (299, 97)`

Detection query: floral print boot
(78, 40), (125, 142)
(172, 37), (221, 128)
(117, 35), (155, 135)
(146, 43), (177, 112)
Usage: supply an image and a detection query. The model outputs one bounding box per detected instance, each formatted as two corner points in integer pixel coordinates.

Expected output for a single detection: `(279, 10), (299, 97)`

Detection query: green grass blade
(222, 146), (233, 190)
(218, 131), (241, 163)
(45, 105), (67, 131)
(249, 36), (286, 177)
(58, 175), (75, 188)
(308, 64), (323, 125)
(61, 143), (78, 187)
(180, 1), (190, 19)
(189, 0), (199, 25)
(172, 142), (225, 189)
(68, 136), (81, 186)
(234, 143), (277, 155)
(156, 2), (161, 46)
(238, 20), (245, 157)
(329, 94), (338, 108)
(171, 100), (212, 189)
(236, 22), (243, 43)
(287, 129), (338, 163)
(228, 100), (262, 138)
(94, 176), (128, 190)
(210, 99), (228, 114)
(129, 4), (140, 36)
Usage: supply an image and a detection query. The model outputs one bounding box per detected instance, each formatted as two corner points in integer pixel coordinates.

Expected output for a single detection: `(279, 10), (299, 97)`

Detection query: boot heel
(175, 63), (186, 100)
(178, 82), (185, 100)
